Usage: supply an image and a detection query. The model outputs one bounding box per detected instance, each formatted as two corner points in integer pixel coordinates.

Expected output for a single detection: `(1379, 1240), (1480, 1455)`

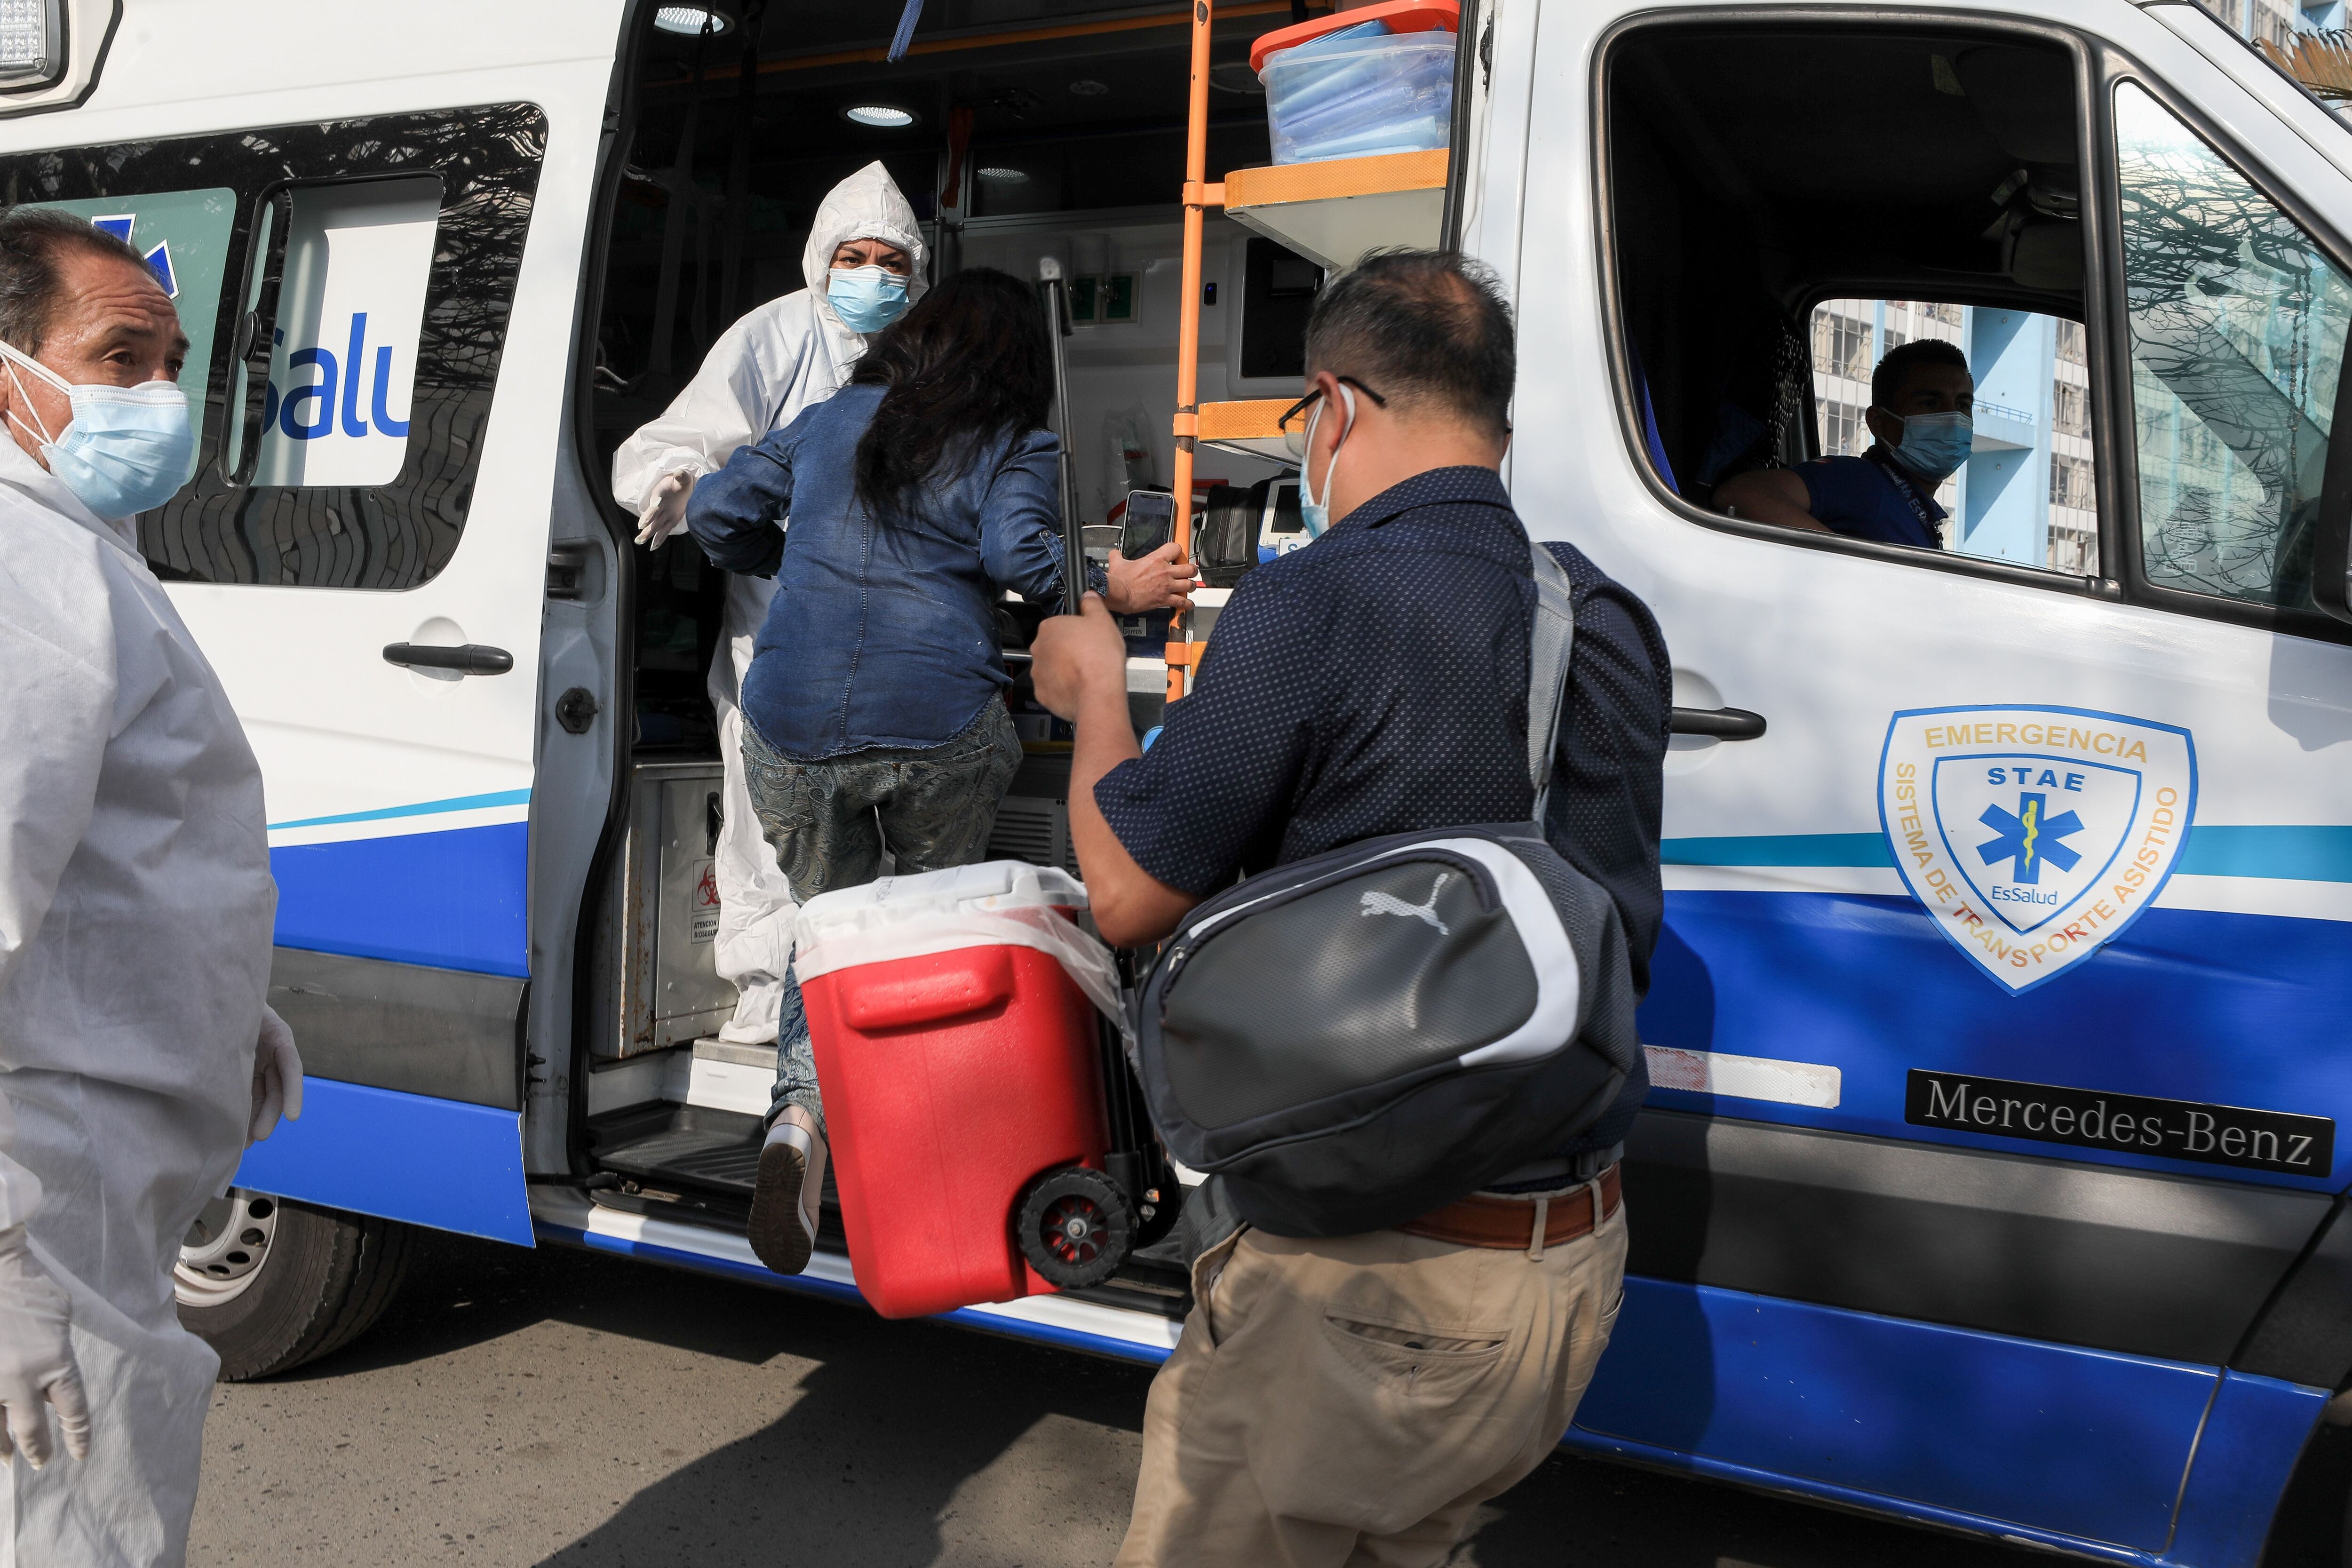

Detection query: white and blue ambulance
(11, 0), (2352, 1560)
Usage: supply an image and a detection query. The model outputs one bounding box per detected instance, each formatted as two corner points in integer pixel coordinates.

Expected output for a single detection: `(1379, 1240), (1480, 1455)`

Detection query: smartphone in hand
(1121, 489), (1176, 559)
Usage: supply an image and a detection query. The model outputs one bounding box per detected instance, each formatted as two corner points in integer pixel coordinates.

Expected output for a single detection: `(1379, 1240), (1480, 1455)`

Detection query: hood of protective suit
(803, 162), (929, 352)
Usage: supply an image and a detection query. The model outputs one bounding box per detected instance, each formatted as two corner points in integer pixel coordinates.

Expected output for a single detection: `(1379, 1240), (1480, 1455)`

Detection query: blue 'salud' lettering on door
(266, 311), (411, 442)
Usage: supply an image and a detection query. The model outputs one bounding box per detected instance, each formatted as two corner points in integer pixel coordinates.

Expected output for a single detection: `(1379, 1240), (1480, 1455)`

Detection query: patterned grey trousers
(740, 702), (1023, 1130)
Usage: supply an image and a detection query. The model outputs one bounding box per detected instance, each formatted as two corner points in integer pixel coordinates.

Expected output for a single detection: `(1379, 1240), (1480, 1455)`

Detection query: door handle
(1670, 705), (1766, 740)
(383, 642), (515, 676)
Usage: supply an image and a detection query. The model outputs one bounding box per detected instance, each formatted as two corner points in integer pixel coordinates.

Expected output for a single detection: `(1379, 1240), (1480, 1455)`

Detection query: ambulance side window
(1601, 24), (2098, 581)
(0, 104), (547, 589)
(2113, 82), (2350, 613)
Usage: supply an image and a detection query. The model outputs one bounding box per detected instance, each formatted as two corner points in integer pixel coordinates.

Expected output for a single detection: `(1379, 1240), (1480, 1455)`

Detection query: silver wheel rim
(176, 1190), (279, 1308)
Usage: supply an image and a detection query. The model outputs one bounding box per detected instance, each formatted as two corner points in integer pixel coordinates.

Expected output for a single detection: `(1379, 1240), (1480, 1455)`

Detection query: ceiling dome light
(976, 167), (1030, 183)
(1068, 79), (1109, 96)
(843, 104), (919, 128)
(654, 6), (732, 35)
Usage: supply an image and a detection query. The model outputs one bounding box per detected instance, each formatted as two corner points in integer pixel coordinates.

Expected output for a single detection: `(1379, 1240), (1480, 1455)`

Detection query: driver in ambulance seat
(1713, 337), (1972, 549)
(612, 162), (928, 1055)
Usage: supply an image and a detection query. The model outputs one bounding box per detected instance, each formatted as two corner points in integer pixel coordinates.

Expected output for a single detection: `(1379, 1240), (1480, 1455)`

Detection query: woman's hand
(1104, 540), (1195, 614)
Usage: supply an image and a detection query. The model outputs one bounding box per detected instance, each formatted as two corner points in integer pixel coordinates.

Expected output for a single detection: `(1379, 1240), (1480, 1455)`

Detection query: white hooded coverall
(0, 437), (276, 1566)
(611, 160), (929, 1044)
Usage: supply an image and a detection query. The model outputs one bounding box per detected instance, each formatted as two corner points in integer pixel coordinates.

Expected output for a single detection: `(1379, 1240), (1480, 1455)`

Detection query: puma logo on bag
(1360, 873), (1451, 936)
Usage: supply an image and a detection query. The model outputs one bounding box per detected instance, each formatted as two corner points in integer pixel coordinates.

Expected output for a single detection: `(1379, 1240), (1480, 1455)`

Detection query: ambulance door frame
(557, 0), (667, 1182)
(1577, 4), (2352, 1374)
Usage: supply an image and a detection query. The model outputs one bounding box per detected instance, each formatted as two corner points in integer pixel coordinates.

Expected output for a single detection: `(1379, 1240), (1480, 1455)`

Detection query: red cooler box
(794, 862), (1126, 1318)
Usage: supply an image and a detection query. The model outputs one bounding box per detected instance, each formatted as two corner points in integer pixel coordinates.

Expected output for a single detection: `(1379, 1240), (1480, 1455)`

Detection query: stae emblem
(1878, 705), (2196, 994)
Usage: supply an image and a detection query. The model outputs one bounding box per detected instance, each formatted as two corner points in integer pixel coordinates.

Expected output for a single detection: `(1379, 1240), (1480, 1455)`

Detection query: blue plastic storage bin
(1259, 23), (1454, 165)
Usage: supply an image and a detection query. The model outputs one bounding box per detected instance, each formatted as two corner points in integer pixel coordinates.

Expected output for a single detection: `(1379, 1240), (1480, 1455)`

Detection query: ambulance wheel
(1017, 1166), (1134, 1290)
(175, 1192), (414, 1381)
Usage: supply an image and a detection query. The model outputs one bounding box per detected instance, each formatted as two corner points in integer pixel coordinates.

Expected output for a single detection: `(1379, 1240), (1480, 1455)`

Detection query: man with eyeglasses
(1030, 249), (1671, 1567)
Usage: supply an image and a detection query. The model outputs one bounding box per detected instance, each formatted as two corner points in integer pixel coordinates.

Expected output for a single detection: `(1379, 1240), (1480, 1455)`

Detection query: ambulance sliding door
(0, 1), (628, 1244)
(1510, 2), (2352, 1556)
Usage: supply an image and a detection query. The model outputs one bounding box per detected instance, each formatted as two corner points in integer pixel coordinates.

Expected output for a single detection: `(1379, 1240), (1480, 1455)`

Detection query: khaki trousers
(1114, 1198), (1628, 1568)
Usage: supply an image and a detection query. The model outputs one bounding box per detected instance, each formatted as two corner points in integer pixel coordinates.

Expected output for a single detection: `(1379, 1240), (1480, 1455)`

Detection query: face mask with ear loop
(0, 341), (194, 520)
(1285, 380), (1367, 539)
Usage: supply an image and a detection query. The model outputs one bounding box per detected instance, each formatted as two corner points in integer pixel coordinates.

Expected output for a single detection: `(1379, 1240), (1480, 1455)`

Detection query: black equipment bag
(1131, 543), (1643, 1237)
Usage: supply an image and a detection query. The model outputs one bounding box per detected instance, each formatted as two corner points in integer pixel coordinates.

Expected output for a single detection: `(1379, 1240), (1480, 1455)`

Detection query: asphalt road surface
(179, 1231), (2136, 1567)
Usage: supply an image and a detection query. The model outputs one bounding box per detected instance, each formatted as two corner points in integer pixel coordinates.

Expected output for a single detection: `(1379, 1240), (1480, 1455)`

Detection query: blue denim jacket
(687, 382), (1085, 759)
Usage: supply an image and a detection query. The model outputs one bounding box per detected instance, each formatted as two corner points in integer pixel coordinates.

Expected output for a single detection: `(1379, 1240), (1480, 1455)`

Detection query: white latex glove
(249, 1004), (304, 1143)
(0, 1228), (87, 1469)
(635, 469), (696, 547)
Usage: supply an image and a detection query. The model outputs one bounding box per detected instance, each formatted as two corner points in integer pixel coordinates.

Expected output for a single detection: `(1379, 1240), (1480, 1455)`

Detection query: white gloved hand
(249, 1004), (304, 1143)
(0, 1228), (87, 1470)
(635, 470), (696, 548)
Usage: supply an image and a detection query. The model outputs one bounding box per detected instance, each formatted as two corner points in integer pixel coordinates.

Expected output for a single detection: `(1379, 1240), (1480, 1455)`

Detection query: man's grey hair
(1303, 249), (1516, 441)
(0, 206), (157, 356)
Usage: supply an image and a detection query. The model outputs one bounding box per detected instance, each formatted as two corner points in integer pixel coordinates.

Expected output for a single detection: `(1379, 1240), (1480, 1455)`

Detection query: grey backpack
(1132, 543), (1643, 1238)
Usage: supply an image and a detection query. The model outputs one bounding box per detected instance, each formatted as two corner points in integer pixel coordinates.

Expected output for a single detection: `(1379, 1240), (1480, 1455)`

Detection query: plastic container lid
(793, 860), (1126, 1028)
(1250, 0), (1458, 74)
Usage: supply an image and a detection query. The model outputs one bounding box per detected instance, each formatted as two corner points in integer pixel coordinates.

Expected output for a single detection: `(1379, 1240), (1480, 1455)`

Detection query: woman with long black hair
(687, 265), (1192, 1275)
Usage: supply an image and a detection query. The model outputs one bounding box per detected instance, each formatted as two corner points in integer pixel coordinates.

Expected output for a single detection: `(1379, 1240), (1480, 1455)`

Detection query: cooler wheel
(1016, 1166), (1135, 1290)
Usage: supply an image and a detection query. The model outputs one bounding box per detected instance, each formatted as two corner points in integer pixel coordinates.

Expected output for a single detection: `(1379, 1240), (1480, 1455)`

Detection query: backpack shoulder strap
(1527, 539), (1577, 822)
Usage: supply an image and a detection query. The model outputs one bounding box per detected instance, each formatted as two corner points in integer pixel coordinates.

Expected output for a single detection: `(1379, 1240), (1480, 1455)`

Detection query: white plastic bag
(793, 861), (1128, 1035)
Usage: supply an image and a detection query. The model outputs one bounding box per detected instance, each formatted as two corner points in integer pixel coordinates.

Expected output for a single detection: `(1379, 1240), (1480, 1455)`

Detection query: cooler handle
(840, 946), (1018, 1031)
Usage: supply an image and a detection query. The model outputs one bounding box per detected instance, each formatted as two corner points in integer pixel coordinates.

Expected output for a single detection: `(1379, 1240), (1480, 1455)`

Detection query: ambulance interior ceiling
(595, 0), (1307, 515)
(1608, 27), (2084, 502)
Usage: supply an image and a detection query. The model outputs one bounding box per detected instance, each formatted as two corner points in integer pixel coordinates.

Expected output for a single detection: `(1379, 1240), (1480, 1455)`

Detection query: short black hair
(0, 206), (156, 356)
(1871, 337), (1969, 411)
(1302, 249), (1514, 439)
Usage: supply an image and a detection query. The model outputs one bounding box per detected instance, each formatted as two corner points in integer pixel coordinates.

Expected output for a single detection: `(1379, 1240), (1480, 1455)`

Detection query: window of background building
(1811, 295), (2099, 574)
(2054, 381), (2090, 437)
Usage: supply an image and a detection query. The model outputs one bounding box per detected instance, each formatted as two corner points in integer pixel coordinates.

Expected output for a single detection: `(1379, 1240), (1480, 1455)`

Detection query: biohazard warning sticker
(1878, 705), (2196, 994)
(691, 860), (720, 944)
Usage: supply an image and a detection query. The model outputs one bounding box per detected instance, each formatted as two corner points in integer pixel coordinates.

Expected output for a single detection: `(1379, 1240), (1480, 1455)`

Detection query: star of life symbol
(87, 215), (177, 299)
(1360, 871), (1451, 936)
(1878, 706), (2196, 994)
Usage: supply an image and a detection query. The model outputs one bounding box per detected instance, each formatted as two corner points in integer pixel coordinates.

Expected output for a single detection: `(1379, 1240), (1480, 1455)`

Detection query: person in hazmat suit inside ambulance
(611, 161), (928, 1053)
(0, 207), (301, 1565)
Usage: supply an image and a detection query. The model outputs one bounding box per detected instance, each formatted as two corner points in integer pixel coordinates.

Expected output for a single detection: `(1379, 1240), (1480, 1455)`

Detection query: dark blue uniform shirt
(1796, 451), (1947, 550)
(1097, 465), (1673, 1160)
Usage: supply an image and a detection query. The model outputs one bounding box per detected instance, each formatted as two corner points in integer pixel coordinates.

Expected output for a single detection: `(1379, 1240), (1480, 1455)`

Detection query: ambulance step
(589, 1102), (841, 1205)
(592, 1103), (766, 1191)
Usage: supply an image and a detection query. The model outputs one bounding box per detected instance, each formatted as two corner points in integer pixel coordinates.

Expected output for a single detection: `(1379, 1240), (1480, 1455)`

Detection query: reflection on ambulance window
(2114, 82), (2350, 613)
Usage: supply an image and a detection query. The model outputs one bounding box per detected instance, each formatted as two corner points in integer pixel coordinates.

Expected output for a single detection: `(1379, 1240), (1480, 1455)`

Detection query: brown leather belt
(1398, 1163), (1621, 1257)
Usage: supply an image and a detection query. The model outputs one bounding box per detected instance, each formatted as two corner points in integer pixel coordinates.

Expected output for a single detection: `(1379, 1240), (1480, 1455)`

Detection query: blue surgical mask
(0, 341), (194, 519)
(827, 265), (910, 334)
(1295, 384), (1357, 540)
(1883, 409), (1973, 484)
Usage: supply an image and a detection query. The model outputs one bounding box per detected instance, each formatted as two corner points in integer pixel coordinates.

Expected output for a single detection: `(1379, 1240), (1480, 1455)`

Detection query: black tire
(1017, 1165), (1134, 1290)
(175, 1191), (413, 1381)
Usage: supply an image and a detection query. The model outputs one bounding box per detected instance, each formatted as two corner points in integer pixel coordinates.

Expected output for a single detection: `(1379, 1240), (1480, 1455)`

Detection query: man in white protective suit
(0, 207), (301, 1565)
(612, 161), (928, 1050)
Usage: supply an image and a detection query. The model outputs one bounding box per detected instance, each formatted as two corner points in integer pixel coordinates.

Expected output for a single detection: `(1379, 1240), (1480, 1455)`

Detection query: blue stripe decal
(1569, 1275), (2215, 1552)
(537, 1225), (1176, 1368)
(2176, 825), (2352, 882)
(271, 821), (529, 977)
(1664, 826), (2352, 880)
(234, 1078), (532, 1246)
(268, 787), (532, 832)
(1641, 895), (2352, 1188)
(1663, 833), (1896, 867)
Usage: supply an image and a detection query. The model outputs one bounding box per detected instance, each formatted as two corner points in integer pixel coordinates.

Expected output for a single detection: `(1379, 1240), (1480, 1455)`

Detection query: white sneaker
(749, 1106), (826, 1275)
